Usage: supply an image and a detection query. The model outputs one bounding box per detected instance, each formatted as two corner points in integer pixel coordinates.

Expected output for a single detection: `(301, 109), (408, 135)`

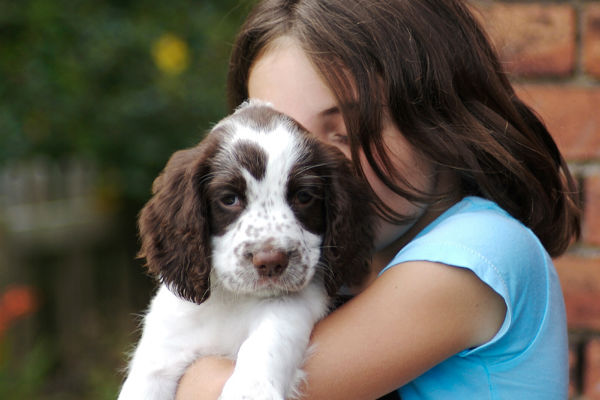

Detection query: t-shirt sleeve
(379, 206), (551, 359)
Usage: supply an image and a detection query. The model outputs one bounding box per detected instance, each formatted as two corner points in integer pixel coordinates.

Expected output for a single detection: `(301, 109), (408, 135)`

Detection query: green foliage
(0, 0), (255, 202)
(0, 1), (258, 398)
(0, 338), (55, 399)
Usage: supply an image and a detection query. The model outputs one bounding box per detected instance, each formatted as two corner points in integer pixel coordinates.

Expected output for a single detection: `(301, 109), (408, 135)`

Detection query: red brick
(515, 84), (600, 161)
(555, 255), (600, 331)
(584, 175), (600, 247)
(472, 2), (576, 77)
(585, 339), (600, 399)
(583, 4), (600, 79)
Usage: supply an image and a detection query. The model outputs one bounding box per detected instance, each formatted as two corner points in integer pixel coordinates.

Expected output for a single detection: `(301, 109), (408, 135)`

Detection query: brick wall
(472, 1), (600, 398)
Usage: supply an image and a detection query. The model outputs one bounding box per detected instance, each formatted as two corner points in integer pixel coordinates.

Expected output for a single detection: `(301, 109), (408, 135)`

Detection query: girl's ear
(320, 146), (375, 296)
(138, 137), (218, 304)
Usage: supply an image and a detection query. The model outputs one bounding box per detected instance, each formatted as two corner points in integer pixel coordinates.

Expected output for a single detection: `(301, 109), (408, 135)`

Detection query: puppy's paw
(218, 375), (284, 400)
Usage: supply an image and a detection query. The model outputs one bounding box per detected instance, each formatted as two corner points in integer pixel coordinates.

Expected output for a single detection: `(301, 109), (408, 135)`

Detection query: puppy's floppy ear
(319, 146), (375, 296)
(138, 134), (219, 304)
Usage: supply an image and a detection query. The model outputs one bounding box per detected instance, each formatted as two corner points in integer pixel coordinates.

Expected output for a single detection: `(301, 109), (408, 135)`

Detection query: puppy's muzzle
(252, 247), (290, 278)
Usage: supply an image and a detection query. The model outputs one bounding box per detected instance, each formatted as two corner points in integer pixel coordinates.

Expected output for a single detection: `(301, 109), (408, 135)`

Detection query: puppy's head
(138, 101), (374, 304)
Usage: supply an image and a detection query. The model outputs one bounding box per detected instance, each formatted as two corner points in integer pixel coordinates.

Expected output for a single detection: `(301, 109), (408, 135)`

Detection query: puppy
(118, 100), (374, 400)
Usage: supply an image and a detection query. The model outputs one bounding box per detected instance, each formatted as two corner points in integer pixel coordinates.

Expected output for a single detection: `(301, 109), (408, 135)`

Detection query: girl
(176, 0), (581, 398)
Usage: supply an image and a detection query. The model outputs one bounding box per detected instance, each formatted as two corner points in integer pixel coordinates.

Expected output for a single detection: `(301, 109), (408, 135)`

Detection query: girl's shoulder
(421, 196), (536, 243)
(400, 196), (548, 271)
(381, 196), (553, 313)
(384, 197), (566, 367)
(390, 196), (568, 398)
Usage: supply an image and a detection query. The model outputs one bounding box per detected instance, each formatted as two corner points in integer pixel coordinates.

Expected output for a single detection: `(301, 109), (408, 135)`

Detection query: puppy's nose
(252, 249), (289, 278)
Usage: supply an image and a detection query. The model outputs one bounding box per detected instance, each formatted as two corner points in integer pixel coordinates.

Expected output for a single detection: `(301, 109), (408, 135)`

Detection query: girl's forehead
(247, 40), (338, 131)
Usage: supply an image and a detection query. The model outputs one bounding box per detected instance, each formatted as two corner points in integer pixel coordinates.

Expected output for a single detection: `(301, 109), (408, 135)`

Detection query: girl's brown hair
(227, 0), (581, 257)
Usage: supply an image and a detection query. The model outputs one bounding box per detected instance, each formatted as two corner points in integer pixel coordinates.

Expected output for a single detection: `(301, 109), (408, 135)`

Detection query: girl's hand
(176, 357), (233, 400)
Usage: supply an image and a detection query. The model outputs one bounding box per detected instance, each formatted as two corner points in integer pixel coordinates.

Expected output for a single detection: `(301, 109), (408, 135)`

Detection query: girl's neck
(374, 203), (446, 268)
(347, 199), (454, 294)
(350, 172), (462, 293)
(369, 194), (461, 285)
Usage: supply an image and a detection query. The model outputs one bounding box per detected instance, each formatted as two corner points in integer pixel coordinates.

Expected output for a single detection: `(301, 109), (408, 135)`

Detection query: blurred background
(2, 0), (600, 399)
(0, 0), (254, 398)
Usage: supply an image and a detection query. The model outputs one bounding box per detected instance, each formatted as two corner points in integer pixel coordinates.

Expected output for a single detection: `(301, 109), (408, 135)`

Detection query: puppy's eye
(295, 189), (315, 206)
(220, 193), (240, 207)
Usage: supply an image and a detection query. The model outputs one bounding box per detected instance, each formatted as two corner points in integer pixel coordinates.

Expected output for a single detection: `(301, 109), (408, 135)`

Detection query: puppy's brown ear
(138, 136), (219, 304)
(320, 147), (375, 296)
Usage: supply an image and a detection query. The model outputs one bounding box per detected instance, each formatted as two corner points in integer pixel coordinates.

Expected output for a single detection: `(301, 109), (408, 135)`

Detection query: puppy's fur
(118, 101), (374, 400)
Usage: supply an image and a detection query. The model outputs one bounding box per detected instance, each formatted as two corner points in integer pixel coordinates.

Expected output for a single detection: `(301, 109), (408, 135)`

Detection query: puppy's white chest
(147, 283), (329, 359)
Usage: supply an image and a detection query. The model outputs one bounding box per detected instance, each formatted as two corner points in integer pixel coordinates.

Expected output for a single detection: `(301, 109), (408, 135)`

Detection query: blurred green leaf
(0, 0), (255, 203)
(0, 1), (257, 398)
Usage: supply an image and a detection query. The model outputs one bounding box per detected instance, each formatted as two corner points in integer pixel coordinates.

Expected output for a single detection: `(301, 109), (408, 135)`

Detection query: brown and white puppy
(118, 100), (374, 400)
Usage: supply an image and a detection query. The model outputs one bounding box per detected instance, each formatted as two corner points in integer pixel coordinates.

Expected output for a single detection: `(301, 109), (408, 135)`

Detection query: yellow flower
(152, 33), (190, 75)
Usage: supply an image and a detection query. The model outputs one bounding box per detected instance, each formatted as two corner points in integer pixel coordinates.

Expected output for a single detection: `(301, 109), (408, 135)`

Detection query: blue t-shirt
(379, 196), (568, 399)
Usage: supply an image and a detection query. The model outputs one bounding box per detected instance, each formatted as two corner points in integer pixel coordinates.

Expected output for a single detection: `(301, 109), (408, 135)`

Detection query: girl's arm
(176, 260), (506, 400)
